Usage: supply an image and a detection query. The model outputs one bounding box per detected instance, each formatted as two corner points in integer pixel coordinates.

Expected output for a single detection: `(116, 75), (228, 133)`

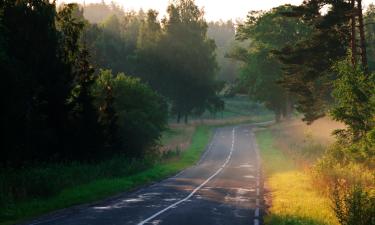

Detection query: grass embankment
(0, 126), (211, 225)
(256, 119), (340, 225)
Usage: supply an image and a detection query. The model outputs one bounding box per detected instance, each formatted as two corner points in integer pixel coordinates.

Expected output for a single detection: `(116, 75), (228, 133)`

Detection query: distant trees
(84, 0), (223, 123)
(157, 0), (222, 122)
(207, 20), (240, 83)
(82, 1), (125, 24)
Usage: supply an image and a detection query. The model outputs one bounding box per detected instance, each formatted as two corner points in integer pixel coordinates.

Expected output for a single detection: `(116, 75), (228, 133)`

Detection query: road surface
(24, 124), (263, 225)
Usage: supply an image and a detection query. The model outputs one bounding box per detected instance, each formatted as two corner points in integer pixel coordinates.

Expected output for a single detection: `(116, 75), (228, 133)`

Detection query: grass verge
(256, 129), (338, 225)
(0, 126), (212, 225)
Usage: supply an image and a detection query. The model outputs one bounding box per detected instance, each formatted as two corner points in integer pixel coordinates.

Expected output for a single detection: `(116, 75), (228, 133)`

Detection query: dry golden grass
(268, 117), (345, 166)
(273, 117), (344, 145)
(256, 118), (343, 225)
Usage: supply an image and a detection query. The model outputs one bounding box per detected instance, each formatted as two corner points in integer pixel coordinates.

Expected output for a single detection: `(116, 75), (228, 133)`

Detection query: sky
(58, 0), (375, 21)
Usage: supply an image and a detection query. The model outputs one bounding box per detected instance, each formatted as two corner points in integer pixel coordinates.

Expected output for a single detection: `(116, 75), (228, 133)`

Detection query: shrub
(94, 70), (168, 157)
(331, 182), (375, 225)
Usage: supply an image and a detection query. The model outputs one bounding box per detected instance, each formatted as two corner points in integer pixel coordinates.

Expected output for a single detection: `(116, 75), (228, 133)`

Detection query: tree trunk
(177, 112), (181, 123)
(275, 110), (282, 123)
(351, 0), (357, 66)
(284, 95), (293, 120)
(357, 0), (368, 73)
(184, 114), (188, 124)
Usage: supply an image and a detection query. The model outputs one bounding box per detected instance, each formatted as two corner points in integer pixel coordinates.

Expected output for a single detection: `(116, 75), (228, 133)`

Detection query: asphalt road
(24, 124), (263, 225)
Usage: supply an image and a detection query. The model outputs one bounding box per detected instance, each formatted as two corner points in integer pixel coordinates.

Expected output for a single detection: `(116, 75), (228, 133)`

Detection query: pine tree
(275, 0), (353, 123)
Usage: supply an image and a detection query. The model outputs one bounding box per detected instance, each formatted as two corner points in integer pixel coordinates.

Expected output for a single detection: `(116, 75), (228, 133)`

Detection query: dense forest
(0, 0), (230, 165)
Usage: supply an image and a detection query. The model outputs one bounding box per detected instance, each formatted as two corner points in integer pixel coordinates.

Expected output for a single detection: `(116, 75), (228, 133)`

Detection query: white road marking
(256, 188), (260, 196)
(137, 128), (236, 225)
(254, 219), (259, 225)
(255, 208), (260, 217)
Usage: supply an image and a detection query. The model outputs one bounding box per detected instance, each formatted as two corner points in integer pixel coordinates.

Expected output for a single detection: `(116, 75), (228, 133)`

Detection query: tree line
(80, 1), (224, 123)
(0, 0), (222, 165)
(234, 1), (374, 224)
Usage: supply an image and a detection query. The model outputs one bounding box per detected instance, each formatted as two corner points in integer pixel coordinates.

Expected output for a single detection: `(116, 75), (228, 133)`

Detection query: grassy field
(174, 95), (272, 121)
(256, 126), (339, 225)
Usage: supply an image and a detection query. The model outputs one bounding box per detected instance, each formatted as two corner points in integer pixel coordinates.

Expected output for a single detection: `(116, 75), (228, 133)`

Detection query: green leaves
(233, 5), (307, 120)
(331, 59), (375, 141)
(94, 70), (168, 157)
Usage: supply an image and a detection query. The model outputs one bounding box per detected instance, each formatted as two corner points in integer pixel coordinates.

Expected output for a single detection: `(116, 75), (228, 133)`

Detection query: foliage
(94, 70), (168, 157)
(82, 1), (125, 24)
(275, 0), (352, 123)
(207, 20), (240, 82)
(84, 11), (143, 75)
(366, 4), (375, 72)
(0, 0), (75, 163)
(0, 125), (213, 225)
(232, 5), (310, 121)
(332, 182), (375, 225)
(0, 1), (169, 165)
(83, 1), (223, 123)
(331, 59), (375, 141)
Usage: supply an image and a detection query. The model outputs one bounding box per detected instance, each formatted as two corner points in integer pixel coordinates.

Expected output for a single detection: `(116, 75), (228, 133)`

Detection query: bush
(313, 142), (375, 225)
(94, 70), (168, 157)
(331, 182), (375, 225)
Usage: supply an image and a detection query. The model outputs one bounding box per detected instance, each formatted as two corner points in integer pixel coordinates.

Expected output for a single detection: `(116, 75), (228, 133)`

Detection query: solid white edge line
(137, 128), (236, 225)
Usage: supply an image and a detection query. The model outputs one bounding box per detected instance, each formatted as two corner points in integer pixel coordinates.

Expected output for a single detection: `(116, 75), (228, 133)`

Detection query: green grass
(0, 126), (212, 225)
(256, 130), (338, 225)
(188, 95), (272, 120)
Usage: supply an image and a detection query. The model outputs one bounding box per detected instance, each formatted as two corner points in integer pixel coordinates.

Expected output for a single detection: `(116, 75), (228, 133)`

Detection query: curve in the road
(137, 128), (236, 225)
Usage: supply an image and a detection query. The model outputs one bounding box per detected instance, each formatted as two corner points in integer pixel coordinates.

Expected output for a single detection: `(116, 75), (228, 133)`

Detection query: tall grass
(256, 130), (339, 225)
(0, 126), (212, 225)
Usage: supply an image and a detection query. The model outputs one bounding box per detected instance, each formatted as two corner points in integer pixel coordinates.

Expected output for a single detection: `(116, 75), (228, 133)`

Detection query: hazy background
(57, 0), (375, 21)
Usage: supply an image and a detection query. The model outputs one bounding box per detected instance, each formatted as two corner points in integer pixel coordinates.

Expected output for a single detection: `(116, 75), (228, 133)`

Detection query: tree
(331, 59), (375, 141)
(93, 70), (168, 157)
(134, 10), (163, 85)
(68, 47), (105, 158)
(159, 0), (222, 123)
(232, 5), (310, 121)
(276, 0), (353, 123)
(82, 1), (124, 24)
(0, 0), (75, 163)
(207, 20), (240, 83)
(84, 10), (144, 75)
(364, 4), (375, 72)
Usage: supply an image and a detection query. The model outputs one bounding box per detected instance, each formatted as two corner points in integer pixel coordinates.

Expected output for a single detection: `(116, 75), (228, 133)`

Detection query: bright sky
(58, 0), (375, 21)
